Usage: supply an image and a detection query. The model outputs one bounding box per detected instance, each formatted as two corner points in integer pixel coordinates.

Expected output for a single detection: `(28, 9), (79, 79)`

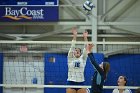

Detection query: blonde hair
(103, 62), (110, 79)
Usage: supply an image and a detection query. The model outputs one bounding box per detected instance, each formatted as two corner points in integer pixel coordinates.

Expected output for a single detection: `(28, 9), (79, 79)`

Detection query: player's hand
(72, 27), (77, 36)
(83, 31), (88, 38)
(86, 43), (94, 53)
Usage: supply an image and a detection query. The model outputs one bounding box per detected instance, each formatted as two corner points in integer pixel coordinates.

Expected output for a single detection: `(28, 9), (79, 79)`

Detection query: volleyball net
(0, 41), (140, 93)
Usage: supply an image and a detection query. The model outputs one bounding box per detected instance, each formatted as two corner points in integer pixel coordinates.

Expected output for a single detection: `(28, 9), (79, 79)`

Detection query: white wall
(3, 54), (44, 93)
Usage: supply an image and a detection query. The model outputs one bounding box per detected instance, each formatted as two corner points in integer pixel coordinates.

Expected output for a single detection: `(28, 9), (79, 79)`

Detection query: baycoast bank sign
(0, 6), (58, 22)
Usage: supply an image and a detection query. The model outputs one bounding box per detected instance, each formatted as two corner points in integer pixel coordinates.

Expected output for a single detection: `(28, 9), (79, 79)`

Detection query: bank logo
(3, 7), (44, 20)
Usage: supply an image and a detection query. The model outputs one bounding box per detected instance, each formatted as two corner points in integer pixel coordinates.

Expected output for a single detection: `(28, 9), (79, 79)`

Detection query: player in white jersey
(66, 27), (88, 93)
(112, 76), (132, 93)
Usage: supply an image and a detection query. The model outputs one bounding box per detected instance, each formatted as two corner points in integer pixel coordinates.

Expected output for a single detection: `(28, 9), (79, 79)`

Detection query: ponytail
(103, 62), (110, 79)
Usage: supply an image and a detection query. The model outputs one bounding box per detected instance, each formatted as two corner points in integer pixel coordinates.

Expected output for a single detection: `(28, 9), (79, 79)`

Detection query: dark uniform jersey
(88, 53), (105, 93)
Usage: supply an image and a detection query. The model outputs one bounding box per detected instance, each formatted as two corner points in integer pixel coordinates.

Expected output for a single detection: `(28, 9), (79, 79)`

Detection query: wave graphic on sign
(3, 15), (32, 20)
(19, 15), (32, 20)
(3, 16), (21, 20)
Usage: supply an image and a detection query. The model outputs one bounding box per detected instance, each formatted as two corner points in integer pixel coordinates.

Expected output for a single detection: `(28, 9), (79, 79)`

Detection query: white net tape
(0, 84), (139, 89)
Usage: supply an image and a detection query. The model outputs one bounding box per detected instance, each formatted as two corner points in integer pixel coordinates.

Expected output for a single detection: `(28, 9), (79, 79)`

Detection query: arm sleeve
(88, 53), (104, 75)
(82, 41), (88, 60)
(82, 48), (87, 60)
(68, 40), (76, 58)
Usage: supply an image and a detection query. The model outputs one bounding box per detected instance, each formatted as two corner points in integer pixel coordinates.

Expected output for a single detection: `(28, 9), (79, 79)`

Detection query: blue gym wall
(0, 53), (3, 93)
(104, 54), (140, 93)
(44, 53), (68, 93)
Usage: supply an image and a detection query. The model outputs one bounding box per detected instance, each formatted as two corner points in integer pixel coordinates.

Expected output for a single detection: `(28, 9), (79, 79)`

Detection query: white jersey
(67, 40), (87, 82)
(112, 89), (132, 93)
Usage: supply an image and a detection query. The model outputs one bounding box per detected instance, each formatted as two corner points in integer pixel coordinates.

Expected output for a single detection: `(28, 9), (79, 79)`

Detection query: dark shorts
(67, 81), (85, 91)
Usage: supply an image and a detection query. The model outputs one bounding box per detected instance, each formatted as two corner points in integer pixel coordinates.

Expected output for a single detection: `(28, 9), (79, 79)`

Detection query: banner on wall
(0, 0), (59, 22)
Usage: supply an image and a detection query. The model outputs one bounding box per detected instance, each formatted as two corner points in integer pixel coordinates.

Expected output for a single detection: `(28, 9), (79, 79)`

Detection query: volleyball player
(86, 44), (110, 93)
(112, 75), (132, 93)
(66, 27), (88, 93)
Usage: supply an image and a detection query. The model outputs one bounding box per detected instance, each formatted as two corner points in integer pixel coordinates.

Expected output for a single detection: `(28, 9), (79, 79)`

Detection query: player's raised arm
(72, 27), (77, 41)
(68, 27), (77, 57)
(82, 31), (88, 60)
(83, 31), (88, 42)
